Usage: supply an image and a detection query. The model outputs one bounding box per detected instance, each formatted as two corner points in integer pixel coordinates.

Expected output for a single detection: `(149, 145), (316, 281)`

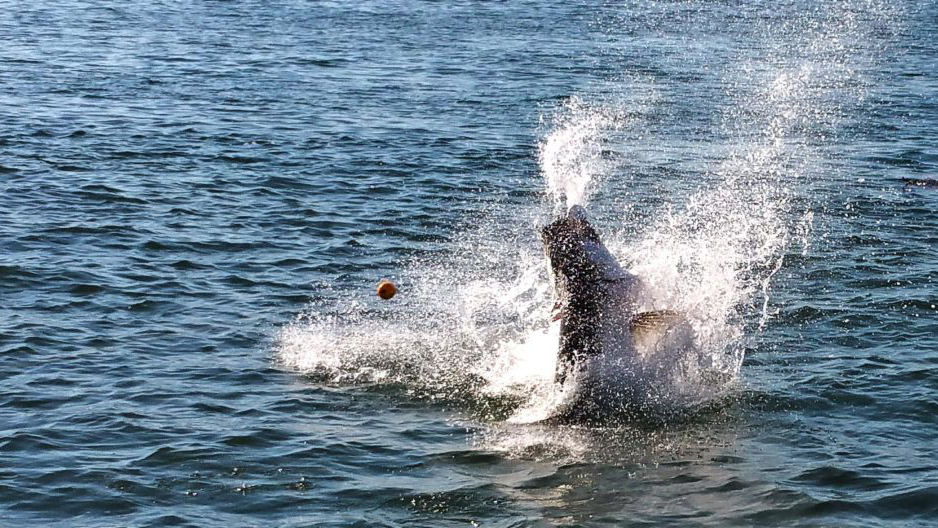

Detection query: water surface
(2, 1), (937, 526)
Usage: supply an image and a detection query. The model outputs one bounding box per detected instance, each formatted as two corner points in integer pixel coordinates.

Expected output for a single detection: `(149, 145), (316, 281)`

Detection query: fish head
(541, 206), (641, 386)
(540, 205), (604, 296)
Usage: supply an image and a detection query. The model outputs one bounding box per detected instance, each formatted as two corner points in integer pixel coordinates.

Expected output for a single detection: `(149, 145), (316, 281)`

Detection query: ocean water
(2, 1), (937, 526)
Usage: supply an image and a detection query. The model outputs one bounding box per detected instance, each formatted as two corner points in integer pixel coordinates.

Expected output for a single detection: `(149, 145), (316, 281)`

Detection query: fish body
(540, 206), (692, 421)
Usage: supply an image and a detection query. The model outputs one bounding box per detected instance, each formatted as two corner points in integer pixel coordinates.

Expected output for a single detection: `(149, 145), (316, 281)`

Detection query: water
(2, 1), (937, 526)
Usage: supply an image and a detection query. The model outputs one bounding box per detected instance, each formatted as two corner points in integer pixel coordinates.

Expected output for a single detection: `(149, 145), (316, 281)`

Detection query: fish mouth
(540, 205), (601, 290)
(540, 205), (595, 244)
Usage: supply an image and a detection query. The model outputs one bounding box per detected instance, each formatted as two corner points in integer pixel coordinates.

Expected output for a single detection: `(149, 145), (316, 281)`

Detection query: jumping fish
(540, 205), (694, 421)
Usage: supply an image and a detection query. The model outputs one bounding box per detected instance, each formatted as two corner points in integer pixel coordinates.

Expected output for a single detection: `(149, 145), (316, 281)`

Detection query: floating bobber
(376, 279), (397, 300)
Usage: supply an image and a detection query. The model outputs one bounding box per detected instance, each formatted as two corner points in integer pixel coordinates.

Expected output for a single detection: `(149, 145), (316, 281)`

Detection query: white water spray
(538, 96), (629, 212)
(276, 1), (887, 429)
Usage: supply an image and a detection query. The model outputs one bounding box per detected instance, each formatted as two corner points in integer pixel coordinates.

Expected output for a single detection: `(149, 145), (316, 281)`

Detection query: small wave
(217, 155), (267, 164)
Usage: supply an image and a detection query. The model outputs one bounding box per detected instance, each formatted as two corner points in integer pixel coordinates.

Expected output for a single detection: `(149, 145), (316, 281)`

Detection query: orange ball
(376, 280), (397, 300)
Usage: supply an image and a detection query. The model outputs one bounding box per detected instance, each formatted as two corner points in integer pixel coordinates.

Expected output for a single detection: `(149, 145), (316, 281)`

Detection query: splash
(276, 214), (556, 418)
(275, 1), (887, 429)
(538, 96), (630, 212)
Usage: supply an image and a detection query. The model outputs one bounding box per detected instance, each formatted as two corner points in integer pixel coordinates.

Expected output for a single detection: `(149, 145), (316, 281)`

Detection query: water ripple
(1, 0), (936, 526)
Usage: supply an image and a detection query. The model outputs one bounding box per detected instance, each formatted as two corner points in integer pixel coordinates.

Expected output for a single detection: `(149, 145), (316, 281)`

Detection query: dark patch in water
(903, 177), (938, 188)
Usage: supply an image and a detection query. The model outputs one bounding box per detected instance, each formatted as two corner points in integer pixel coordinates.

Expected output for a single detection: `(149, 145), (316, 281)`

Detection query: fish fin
(630, 310), (683, 353)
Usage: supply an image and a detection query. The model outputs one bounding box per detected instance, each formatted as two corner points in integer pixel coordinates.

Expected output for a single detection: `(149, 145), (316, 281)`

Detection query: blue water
(2, 1), (937, 526)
